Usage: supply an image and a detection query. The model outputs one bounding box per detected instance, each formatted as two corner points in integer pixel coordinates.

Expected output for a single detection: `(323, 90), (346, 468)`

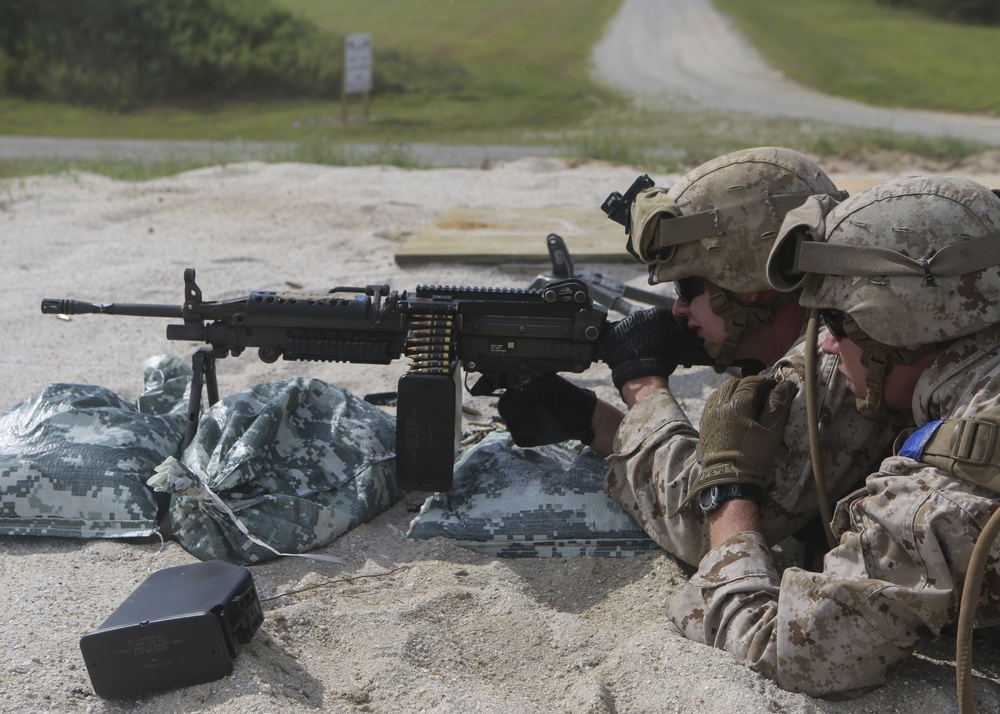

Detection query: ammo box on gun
(79, 559), (264, 699)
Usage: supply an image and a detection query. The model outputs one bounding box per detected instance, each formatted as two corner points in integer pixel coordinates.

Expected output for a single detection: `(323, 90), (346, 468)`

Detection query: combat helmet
(627, 147), (847, 369)
(768, 174), (1000, 412)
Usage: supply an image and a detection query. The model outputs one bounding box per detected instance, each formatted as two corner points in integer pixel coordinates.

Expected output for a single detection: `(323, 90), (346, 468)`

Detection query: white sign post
(342, 33), (372, 122)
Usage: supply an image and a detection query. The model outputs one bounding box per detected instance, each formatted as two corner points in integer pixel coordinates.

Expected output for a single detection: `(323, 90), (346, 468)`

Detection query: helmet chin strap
(844, 316), (946, 415)
(801, 310), (953, 550)
(705, 280), (796, 373)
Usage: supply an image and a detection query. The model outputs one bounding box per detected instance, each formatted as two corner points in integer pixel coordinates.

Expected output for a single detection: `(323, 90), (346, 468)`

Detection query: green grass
(0, 0), (623, 144)
(711, 0), (1000, 115)
(277, 0), (619, 88)
(1, 0), (999, 180)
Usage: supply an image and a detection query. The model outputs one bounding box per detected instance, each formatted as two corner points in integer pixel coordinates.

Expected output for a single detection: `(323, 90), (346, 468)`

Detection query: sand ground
(3, 155), (1000, 713)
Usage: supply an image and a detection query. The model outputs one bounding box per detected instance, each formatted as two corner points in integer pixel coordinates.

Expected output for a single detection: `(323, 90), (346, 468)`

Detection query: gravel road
(2, 0), (999, 165)
(592, 0), (1000, 145)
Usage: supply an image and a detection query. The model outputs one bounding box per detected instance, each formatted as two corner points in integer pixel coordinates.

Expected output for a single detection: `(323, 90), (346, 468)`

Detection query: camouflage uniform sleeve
(668, 459), (1000, 698)
(603, 340), (908, 567)
(667, 531), (781, 664)
(604, 386), (710, 565)
(762, 343), (911, 544)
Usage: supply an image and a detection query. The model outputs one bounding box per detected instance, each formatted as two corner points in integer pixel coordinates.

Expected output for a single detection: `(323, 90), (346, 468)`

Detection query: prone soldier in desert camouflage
(670, 174), (1000, 697)
(501, 147), (910, 567)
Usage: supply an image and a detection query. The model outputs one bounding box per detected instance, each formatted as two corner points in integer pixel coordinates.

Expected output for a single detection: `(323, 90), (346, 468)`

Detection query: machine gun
(41, 269), (607, 492)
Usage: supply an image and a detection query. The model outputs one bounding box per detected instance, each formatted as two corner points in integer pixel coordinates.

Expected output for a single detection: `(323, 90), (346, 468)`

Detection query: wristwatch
(699, 483), (762, 514)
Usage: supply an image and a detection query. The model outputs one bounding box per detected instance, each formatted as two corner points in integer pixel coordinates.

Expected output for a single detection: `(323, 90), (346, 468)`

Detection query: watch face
(699, 484), (760, 514)
(699, 485), (720, 513)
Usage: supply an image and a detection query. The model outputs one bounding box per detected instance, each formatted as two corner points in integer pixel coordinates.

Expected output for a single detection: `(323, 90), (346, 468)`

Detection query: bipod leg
(203, 351), (220, 407)
(182, 348), (220, 450)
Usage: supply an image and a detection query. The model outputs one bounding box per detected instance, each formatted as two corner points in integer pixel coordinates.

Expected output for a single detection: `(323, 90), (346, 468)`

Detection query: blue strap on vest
(899, 419), (945, 460)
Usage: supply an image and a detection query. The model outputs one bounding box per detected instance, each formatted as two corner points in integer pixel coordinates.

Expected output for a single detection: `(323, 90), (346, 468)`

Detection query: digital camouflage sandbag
(149, 378), (401, 565)
(0, 355), (190, 538)
(406, 431), (658, 557)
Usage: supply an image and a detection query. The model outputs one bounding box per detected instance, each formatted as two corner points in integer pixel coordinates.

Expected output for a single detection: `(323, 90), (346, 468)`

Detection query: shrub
(0, 0), (468, 111)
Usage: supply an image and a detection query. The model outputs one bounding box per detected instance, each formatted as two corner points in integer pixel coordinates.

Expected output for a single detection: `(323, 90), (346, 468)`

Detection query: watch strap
(699, 483), (762, 514)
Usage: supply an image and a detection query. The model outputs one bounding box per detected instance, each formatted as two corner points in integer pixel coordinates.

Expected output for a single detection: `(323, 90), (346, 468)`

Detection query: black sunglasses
(820, 308), (849, 340)
(675, 276), (705, 303)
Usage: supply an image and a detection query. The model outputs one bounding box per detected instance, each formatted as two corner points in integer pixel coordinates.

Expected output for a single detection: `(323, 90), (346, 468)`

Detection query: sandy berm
(2, 155), (1000, 714)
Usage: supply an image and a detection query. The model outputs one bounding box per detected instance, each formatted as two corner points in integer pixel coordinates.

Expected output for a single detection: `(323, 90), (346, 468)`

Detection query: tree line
(0, 0), (469, 111)
(874, 0), (1000, 24)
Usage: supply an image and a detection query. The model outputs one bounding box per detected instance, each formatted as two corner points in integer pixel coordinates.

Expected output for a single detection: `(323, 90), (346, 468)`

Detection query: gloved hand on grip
(691, 374), (798, 498)
(597, 307), (712, 391)
(497, 374), (597, 447)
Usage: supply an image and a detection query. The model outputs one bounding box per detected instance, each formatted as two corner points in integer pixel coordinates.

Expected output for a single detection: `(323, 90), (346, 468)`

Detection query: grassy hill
(1, 0), (998, 178)
(712, 0), (1000, 115)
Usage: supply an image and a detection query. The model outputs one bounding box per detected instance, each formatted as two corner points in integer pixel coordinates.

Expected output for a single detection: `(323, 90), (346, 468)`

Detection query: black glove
(597, 307), (711, 390)
(497, 374), (596, 447)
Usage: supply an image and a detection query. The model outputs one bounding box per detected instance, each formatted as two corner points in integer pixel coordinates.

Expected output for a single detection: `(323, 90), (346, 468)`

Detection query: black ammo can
(79, 559), (263, 699)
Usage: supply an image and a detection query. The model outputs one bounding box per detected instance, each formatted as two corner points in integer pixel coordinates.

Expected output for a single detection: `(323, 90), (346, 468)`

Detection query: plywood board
(394, 206), (630, 265)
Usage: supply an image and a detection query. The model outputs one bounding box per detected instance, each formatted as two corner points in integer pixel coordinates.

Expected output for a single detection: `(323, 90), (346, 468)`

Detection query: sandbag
(406, 431), (658, 557)
(150, 378), (401, 564)
(0, 355), (189, 538)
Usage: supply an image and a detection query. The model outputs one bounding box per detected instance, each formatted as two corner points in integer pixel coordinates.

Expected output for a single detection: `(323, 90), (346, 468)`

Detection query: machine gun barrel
(40, 299), (184, 319)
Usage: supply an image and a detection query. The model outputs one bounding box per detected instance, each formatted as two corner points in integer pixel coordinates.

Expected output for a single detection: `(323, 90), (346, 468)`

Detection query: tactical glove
(497, 374), (596, 447)
(597, 307), (712, 391)
(692, 375), (798, 498)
